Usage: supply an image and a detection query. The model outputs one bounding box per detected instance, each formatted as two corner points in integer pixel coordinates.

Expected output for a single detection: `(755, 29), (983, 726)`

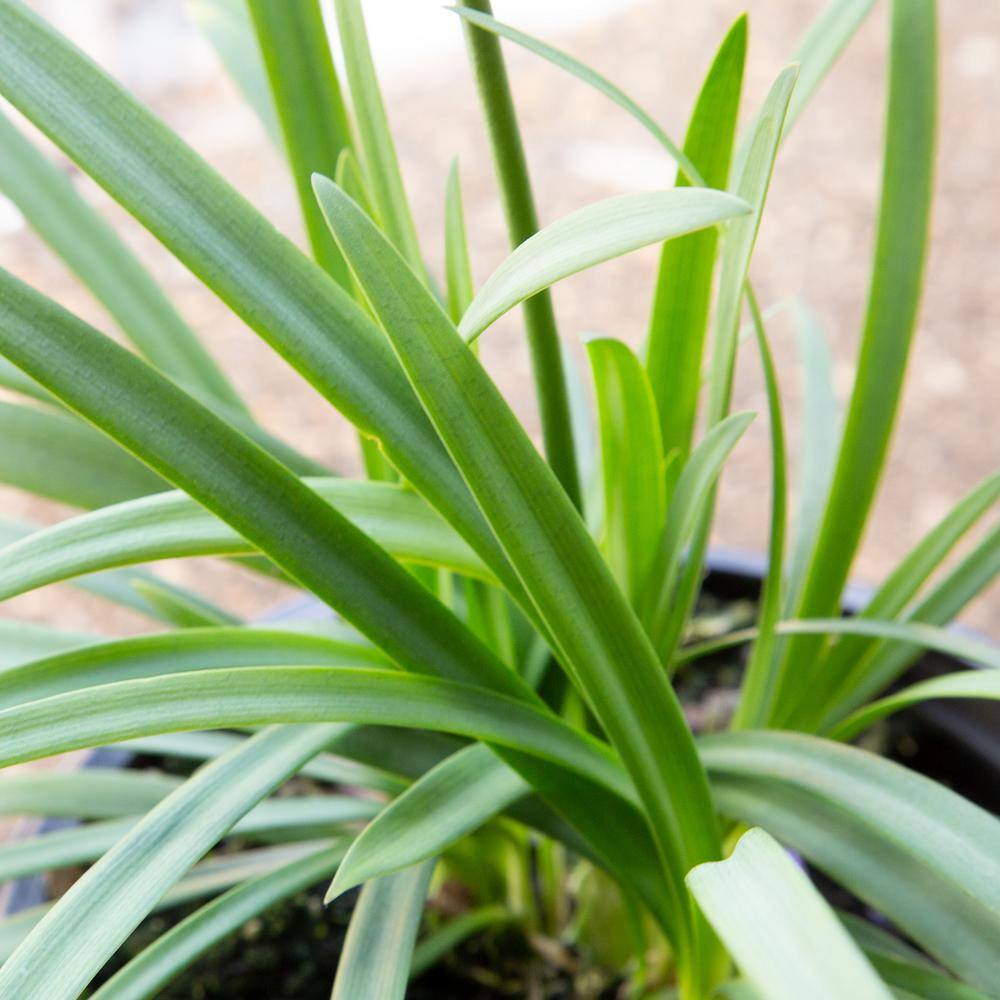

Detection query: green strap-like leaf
(332, 0), (423, 275)
(0, 667), (633, 805)
(799, 471), (1000, 727)
(841, 913), (991, 1000)
(331, 861), (436, 1000)
(410, 905), (514, 978)
(117, 730), (407, 795)
(783, 302), (840, 613)
(0, 795), (375, 883)
(247, 0), (352, 286)
(687, 827), (892, 1000)
(731, 292), (789, 728)
(657, 65), (797, 671)
(641, 412), (754, 656)
(0, 725), (344, 1000)
(0, 619), (99, 670)
(0, 769), (181, 819)
(705, 65), (798, 427)
(822, 521), (1000, 726)
(128, 578), (240, 628)
(0, 0), (523, 600)
(780, 0), (937, 715)
(87, 843), (349, 1000)
(677, 617), (1000, 676)
(315, 176), (719, 977)
(0, 628), (387, 711)
(586, 337), (666, 604)
(781, 0), (878, 138)
(831, 670), (1000, 742)
(459, 189), (749, 342)
(0, 400), (165, 508)
(0, 107), (245, 411)
(328, 744), (526, 900)
(0, 840), (338, 965)
(444, 159), (475, 324)
(700, 731), (1000, 991)
(0, 479), (490, 605)
(647, 15), (746, 459)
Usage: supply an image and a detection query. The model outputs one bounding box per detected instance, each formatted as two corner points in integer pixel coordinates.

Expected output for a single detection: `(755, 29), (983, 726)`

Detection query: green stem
(460, 0), (581, 509)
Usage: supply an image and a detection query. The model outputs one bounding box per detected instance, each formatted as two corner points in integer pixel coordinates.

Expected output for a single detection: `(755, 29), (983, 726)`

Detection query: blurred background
(2, 0), (998, 636)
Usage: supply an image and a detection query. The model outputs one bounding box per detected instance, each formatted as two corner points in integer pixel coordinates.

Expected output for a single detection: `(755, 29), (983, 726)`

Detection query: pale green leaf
(687, 827), (892, 1000)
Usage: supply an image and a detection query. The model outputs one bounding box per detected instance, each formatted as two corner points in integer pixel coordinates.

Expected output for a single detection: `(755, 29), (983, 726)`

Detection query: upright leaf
(731, 292), (789, 728)
(783, 301), (840, 613)
(247, 0), (353, 286)
(332, 0), (423, 274)
(450, 7), (700, 183)
(444, 159), (475, 324)
(780, 0), (937, 712)
(646, 15), (746, 458)
(586, 337), (665, 603)
(331, 862), (436, 1000)
(185, 0), (282, 146)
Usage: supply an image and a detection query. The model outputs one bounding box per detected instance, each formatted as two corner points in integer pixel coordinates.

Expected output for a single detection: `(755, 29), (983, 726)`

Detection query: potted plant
(0, 0), (997, 997)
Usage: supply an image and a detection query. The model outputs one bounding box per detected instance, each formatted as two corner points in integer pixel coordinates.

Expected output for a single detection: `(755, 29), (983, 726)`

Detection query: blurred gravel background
(2, 0), (998, 637)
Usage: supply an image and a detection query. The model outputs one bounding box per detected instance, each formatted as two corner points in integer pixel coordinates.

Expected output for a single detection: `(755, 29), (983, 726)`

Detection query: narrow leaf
(731, 292), (789, 728)
(445, 158), (475, 324)
(247, 0), (353, 286)
(647, 15), (747, 458)
(0, 107), (245, 410)
(831, 670), (1000, 742)
(781, 0), (937, 710)
(329, 744), (527, 899)
(332, 0), (423, 273)
(330, 861), (435, 1000)
(586, 337), (665, 603)
(641, 412), (755, 655)
(185, 0), (282, 147)
(0, 479), (490, 605)
(459, 189), (750, 342)
(450, 6), (700, 183)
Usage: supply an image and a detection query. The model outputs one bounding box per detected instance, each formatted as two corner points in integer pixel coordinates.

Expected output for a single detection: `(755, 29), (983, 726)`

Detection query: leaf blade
(688, 827), (892, 1000)
(459, 189), (750, 342)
